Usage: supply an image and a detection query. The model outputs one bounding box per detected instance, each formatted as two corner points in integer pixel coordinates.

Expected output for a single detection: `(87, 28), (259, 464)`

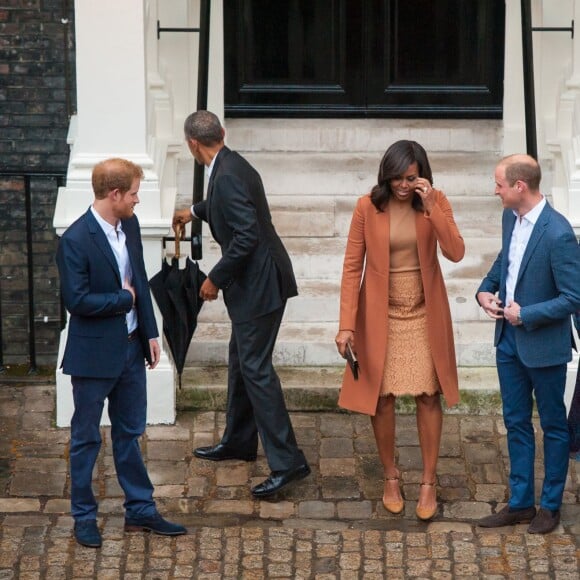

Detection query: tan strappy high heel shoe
(382, 475), (404, 514)
(416, 481), (438, 521)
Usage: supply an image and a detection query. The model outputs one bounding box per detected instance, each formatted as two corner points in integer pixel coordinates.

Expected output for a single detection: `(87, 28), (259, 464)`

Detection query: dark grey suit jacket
(194, 147), (298, 323)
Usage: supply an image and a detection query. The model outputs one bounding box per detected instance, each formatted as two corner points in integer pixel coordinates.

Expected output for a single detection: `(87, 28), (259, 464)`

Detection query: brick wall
(0, 0), (75, 367)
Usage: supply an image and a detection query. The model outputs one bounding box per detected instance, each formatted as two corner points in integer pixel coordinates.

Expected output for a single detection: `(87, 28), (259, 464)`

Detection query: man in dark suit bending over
(57, 158), (186, 547)
(174, 110), (310, 498)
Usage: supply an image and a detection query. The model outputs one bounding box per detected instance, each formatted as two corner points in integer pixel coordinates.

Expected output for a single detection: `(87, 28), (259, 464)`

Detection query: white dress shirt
(190, 152), (217, 218)
(91, 206), (138, 333)
(505, 197), (546, 305)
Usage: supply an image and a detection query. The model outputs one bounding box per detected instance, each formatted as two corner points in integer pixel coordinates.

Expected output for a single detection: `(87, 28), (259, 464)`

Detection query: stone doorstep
(225, 118), (503, 153)
(177, 365), (503, 414)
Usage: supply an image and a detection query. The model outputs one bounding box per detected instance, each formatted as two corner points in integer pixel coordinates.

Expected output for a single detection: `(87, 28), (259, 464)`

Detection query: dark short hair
(370, 140), (433, 212)
(183, 110), (224, 145)
(502, 155), (542, 190)
(92, 158), (143, 199)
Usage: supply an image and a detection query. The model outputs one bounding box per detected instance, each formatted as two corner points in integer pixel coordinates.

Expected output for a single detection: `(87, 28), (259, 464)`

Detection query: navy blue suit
(194, 147), (305, 472)
(478, 202), (580, 510)
(57, 208), (159, 521)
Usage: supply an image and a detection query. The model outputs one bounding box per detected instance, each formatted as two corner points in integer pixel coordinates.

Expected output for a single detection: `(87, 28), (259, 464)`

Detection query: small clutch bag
(345, 343), (359, 380)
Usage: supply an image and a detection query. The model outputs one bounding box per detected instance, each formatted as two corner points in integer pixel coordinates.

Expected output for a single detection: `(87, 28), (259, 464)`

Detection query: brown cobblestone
(319, 457), (356, 476)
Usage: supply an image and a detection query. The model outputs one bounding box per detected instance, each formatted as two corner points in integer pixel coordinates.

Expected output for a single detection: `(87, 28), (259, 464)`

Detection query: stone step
(225, 118), (503, 153)
(196, 278), (490, 325)
(185, 320), (496, 368)
(232, 152), (499, 198)
(175, 193), (502, 239)
(175, 151), (500, 210)
(268, 194), (501, 238)
(177, 365), (502, 413)
(188, 235), (501, 282)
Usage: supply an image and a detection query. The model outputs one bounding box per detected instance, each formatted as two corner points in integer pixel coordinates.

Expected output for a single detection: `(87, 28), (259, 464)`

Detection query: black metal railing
(0, 170), (66, 374)
(521, 0), (575, 159)
(158, 0), (210, 259)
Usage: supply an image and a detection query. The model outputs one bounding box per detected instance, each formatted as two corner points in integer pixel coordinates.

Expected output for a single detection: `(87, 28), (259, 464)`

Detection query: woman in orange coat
(335, 140), (464, 521)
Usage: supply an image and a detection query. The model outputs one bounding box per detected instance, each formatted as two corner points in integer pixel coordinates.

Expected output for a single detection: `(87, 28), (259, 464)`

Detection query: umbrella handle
(174, 222), (184, 259)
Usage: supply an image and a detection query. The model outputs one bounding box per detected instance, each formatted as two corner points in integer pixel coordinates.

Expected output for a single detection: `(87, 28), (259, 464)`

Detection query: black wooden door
(224, 0), (505, 118)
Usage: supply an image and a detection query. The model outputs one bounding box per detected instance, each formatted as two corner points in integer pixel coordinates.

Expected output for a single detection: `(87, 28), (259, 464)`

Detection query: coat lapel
(86, 209), (122, 286)
(515, 203), (550, 288)
(501, 211), (517, 285)
(205, 147), (229, 242)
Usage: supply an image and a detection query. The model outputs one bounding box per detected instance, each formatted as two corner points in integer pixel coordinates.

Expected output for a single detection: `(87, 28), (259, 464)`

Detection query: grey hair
(183, 110), (223, 145)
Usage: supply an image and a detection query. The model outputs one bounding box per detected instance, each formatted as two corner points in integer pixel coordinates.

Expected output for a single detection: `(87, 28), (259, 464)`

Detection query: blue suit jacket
(478, 202), (580, 367)
(56, 209), (158, 378)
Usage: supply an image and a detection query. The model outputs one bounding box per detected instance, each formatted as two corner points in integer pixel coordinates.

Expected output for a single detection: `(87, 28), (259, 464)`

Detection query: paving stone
(0, 500), (40, 513)
(298, 501), (336, 519)
(42, 500), (69, 513)
(9, 473), (65, 497)
(320, 476), (360, 500)
(319, 437), (353, 458)
(259, 501), (295, 520)
(216, 464), (251, 486)
(146, 461), (187, 485)
(146, 440), (190, 461)
(319, 458), (355, 477)
(319, 415), (353, 437)
(205, 500), (254, 515)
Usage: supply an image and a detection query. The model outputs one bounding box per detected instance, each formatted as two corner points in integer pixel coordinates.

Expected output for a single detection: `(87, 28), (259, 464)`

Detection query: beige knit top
(388, 199), (420, 272)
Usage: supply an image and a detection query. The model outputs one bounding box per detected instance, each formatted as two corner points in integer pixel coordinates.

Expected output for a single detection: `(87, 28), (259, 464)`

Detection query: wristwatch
(516, 311), (523, 325)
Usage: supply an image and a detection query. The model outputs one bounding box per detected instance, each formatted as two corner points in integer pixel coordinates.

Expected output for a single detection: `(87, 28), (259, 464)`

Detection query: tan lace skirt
(380, 270), (440, 397)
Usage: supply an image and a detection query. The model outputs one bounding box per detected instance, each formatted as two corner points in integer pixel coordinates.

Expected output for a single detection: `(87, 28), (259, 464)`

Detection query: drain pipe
(521, 0), (538, 159)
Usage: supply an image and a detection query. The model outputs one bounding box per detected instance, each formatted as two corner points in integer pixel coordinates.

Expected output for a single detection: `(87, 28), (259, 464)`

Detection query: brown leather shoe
(382, 475), (404, 515)
(478, 505), (536, 528)
(416, 481), (438, 521)
(527, 508), (560, 534)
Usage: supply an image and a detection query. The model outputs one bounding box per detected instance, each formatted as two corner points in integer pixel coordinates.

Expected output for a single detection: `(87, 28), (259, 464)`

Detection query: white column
(54, 0), (176, 427)
(502, 0), (527, 155)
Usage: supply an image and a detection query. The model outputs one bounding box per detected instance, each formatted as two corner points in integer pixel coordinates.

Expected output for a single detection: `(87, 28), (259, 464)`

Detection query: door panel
(367, 0), (505, 115)
(224, 0), (363, 113)
(224, 0), (505, 118)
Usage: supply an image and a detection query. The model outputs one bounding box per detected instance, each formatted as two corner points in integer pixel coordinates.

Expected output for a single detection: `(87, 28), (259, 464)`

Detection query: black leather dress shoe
(193, 443), (257, 462)
(477, 504), (536, 528)
(528, 508), (560, 534)
(251, 464), (311, 498)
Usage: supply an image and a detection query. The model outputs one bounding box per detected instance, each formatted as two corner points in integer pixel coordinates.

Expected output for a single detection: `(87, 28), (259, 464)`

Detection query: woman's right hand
(335, 330), (355, 359)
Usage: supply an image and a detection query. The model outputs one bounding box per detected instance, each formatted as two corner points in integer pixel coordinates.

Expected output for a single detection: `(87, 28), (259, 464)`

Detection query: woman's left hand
(415, 179), (435, 213)
(335, 330), (354, 359)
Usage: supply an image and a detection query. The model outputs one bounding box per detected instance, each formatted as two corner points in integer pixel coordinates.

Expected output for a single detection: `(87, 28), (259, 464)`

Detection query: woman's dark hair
(370, 140), (433, 212)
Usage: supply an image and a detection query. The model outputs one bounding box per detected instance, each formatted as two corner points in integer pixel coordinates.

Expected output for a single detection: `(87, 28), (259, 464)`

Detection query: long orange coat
(338, 191), (465, 415)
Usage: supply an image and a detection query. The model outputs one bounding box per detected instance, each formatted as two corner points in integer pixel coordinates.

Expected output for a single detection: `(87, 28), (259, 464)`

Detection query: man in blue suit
(57, 158), (186, 547)
(477, 154), (580, 534)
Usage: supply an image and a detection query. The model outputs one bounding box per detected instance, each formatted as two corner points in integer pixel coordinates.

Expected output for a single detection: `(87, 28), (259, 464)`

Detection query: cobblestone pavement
(1, 382), (579, 579)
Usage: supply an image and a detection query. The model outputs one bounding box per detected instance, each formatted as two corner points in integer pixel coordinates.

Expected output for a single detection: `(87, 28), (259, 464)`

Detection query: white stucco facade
(54, 0), (580, 424)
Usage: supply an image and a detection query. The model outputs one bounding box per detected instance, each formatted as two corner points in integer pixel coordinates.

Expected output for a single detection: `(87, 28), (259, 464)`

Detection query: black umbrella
(149, 225), (206, 387)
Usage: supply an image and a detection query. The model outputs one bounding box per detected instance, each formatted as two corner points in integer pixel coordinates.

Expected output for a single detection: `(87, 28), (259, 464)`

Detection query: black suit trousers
(221, 303), (305, 472)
